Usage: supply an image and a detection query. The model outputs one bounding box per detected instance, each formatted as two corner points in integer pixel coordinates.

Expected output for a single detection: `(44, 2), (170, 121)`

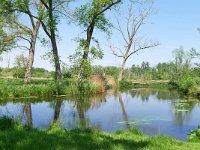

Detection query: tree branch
(94, 0), (121, 20)
(126, 43), (159, 61)
(110, 45), (124, 58)
(40, 0), (49, 9)
(41, 21), (51, 38)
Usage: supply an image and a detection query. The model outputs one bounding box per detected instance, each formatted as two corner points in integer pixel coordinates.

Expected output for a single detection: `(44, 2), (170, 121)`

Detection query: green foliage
(188, 125), (200, 142)
(0, 14), (17, 53)
(73, 0), (116, 36)
(63, 71), (72, 79)
(0, 116), (15, 130)
(0, 79), (104, 99)
(32, 68), (52, 78)
(13, 68), (25, 79)
(119, 79), (132, 89)
(172, 46), (192, 82)
(14, 53), (27, 68)
(0, 67), (52, 78)
(72, 0), (120, 78)
(178, 74), (200, 95)
(62, 80), (103, 96)
(70, 38), (104, 78)
(0, 0), (33, 53)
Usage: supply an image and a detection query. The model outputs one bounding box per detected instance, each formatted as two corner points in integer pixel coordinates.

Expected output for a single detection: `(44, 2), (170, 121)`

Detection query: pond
(0, 88), (200, 141)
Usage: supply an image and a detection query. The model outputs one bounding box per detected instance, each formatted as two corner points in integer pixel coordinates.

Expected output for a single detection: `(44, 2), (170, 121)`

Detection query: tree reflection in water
(23, 103), (32, 127)
(118, 93), (130, 129)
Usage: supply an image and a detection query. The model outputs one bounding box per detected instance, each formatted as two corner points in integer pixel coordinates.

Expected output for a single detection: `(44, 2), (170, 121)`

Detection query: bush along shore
(0, 73), (118, 99)
(0, 117), (200, 150)
(118, 79), (175, 90)
(0, 78), (106, 99)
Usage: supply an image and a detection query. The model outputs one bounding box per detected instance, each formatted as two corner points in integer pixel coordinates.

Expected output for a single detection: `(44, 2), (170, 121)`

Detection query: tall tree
(172, 46), (192, 82)
(110, 1), (158, 81)
(73, 0), (121, 79)
(39, 0), (73, 84)
(23, 2), (44, 84)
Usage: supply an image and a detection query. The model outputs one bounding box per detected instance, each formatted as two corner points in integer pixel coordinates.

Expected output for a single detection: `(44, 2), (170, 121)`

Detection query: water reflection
(24, 103), (32, 127)
(129, 88), (180, 101)
(52, 101), (63, 125)
(0, 88), (200, 140)
(171, 99), (197, 127)
(118, 93), (130, 129)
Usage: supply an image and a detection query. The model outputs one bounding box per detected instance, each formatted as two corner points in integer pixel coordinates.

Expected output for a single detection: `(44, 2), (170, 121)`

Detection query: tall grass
(0, 79), (104, 99)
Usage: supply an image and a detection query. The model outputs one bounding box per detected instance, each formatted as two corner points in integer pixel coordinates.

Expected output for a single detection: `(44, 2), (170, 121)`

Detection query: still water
(0, 88), (200, 141)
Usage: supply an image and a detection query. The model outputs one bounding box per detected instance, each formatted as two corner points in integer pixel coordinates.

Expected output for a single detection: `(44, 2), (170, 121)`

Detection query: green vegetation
(0, 79), (104, 99)
(119, 79), (173, 90)
(188, 126), (200, 142)
(0, 67), (53, 79)
(0, 117), (199, 150)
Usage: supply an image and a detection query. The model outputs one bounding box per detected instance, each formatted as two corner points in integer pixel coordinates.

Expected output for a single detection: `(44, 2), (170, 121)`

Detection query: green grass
(0, 79), (104, 99)
(0, 118), (199, 150)
(188, 125), (200, 142)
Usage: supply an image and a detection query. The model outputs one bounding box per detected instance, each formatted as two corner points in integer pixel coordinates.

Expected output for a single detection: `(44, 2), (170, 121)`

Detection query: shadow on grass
(0, 127), (149, 150)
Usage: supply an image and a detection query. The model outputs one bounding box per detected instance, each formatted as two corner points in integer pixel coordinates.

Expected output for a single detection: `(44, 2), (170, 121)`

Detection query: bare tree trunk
(49, 0), (62, 84)
(118, 59), (127, 81)
(24, 21), (41, 84)
(50, 31), (62, 84)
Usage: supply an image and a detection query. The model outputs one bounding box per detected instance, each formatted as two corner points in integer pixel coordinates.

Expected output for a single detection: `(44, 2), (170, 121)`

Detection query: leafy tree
(39, 0), (73, 84)
(0, 0), (44, 83)
(14, 53), (27, 68)
(0, 1), (20, 53)
(73, 0), (121, 79)
(155, 62), (176, 80)
(13, 53), (27, 78)
(172, 46), (192, 82)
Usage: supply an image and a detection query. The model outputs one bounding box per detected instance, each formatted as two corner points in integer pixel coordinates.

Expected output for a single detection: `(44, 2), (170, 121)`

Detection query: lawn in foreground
(0, 122), (199, 150)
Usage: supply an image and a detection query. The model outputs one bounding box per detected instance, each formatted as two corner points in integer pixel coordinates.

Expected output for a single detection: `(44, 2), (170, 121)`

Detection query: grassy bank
(119, 80), (174, 90)
(0, 117), (199, 150)
(0, 79), (104, 99)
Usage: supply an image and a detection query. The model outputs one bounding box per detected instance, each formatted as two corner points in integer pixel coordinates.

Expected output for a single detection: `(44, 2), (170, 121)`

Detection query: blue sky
(1, 0), (200, 70)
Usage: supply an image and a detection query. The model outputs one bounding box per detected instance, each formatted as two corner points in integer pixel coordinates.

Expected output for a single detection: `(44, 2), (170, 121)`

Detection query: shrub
(0, 116), (15, 130)
(63, 71), (72, 79)
(178, 75), (200, 94)
(119, 80), (131, 89)
(13, 68), (25, 79)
